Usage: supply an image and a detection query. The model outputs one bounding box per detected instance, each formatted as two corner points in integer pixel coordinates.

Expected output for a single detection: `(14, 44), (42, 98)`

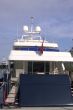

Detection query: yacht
(3, 22), (73, 107)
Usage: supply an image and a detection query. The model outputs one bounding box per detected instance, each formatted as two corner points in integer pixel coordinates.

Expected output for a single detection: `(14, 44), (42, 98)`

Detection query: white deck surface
(5, 86), (16, 104)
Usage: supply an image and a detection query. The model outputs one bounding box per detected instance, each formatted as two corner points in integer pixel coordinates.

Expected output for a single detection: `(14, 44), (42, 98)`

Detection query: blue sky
(0, 0), (73, 60)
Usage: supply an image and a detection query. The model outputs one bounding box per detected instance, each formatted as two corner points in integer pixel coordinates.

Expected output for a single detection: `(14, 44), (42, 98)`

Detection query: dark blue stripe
(14, 46), (59, 52)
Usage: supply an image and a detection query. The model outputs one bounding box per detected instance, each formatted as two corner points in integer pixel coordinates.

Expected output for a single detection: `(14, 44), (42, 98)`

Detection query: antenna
(22, 17), (42, 40)
(16, 24), (18, 39)
(30, 16), (34, 32)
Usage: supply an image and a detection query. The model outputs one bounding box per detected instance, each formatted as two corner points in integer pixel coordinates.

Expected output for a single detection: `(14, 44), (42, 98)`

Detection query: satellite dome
(35, 26), (41, 33)
(23, 26), (29, 32)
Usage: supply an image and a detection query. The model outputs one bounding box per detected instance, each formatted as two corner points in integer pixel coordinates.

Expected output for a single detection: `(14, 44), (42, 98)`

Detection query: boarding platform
(19, 74), (73, 107)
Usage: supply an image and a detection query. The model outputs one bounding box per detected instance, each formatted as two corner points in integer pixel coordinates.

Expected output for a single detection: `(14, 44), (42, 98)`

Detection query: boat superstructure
(9, 25), (73, 78)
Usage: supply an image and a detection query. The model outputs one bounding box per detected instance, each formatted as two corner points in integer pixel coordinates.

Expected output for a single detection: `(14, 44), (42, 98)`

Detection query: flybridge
(13, 25), (59, 52)
(14, 25), (59, 49)
(14, 41), (58, 48)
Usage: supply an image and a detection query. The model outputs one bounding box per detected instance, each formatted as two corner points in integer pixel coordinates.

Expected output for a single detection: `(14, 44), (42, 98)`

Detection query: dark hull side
(18, 74), (73, 107)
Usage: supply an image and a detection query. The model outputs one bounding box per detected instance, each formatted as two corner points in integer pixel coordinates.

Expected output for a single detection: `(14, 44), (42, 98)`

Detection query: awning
(9, 50), (73, 62)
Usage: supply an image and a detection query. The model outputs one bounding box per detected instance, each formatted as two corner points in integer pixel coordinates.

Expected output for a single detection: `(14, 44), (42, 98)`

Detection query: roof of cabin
(9, 50), (73, 62)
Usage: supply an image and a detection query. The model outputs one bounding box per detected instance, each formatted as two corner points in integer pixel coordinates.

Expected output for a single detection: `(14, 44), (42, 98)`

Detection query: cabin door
(28, 61), (50, 74)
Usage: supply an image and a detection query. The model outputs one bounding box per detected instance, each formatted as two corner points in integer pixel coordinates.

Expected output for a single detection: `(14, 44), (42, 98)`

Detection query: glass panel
(33, 62), (44, 73)
(28, 61), (50, 74)
(45, 62), (49, 74)
(28, 62), (32, 74)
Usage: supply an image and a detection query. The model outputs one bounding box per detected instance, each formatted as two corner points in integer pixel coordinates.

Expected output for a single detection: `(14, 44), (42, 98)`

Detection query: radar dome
(23, 26), (29, 32)
(35, 26), (41, 33)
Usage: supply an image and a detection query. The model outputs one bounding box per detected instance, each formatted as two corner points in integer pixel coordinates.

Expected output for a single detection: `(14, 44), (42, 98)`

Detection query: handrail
(0, 82), (4, 89)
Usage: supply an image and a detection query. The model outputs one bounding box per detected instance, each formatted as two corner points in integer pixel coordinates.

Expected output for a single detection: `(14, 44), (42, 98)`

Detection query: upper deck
(13, 25), (59, 52)
(14, 39), (58, 48)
